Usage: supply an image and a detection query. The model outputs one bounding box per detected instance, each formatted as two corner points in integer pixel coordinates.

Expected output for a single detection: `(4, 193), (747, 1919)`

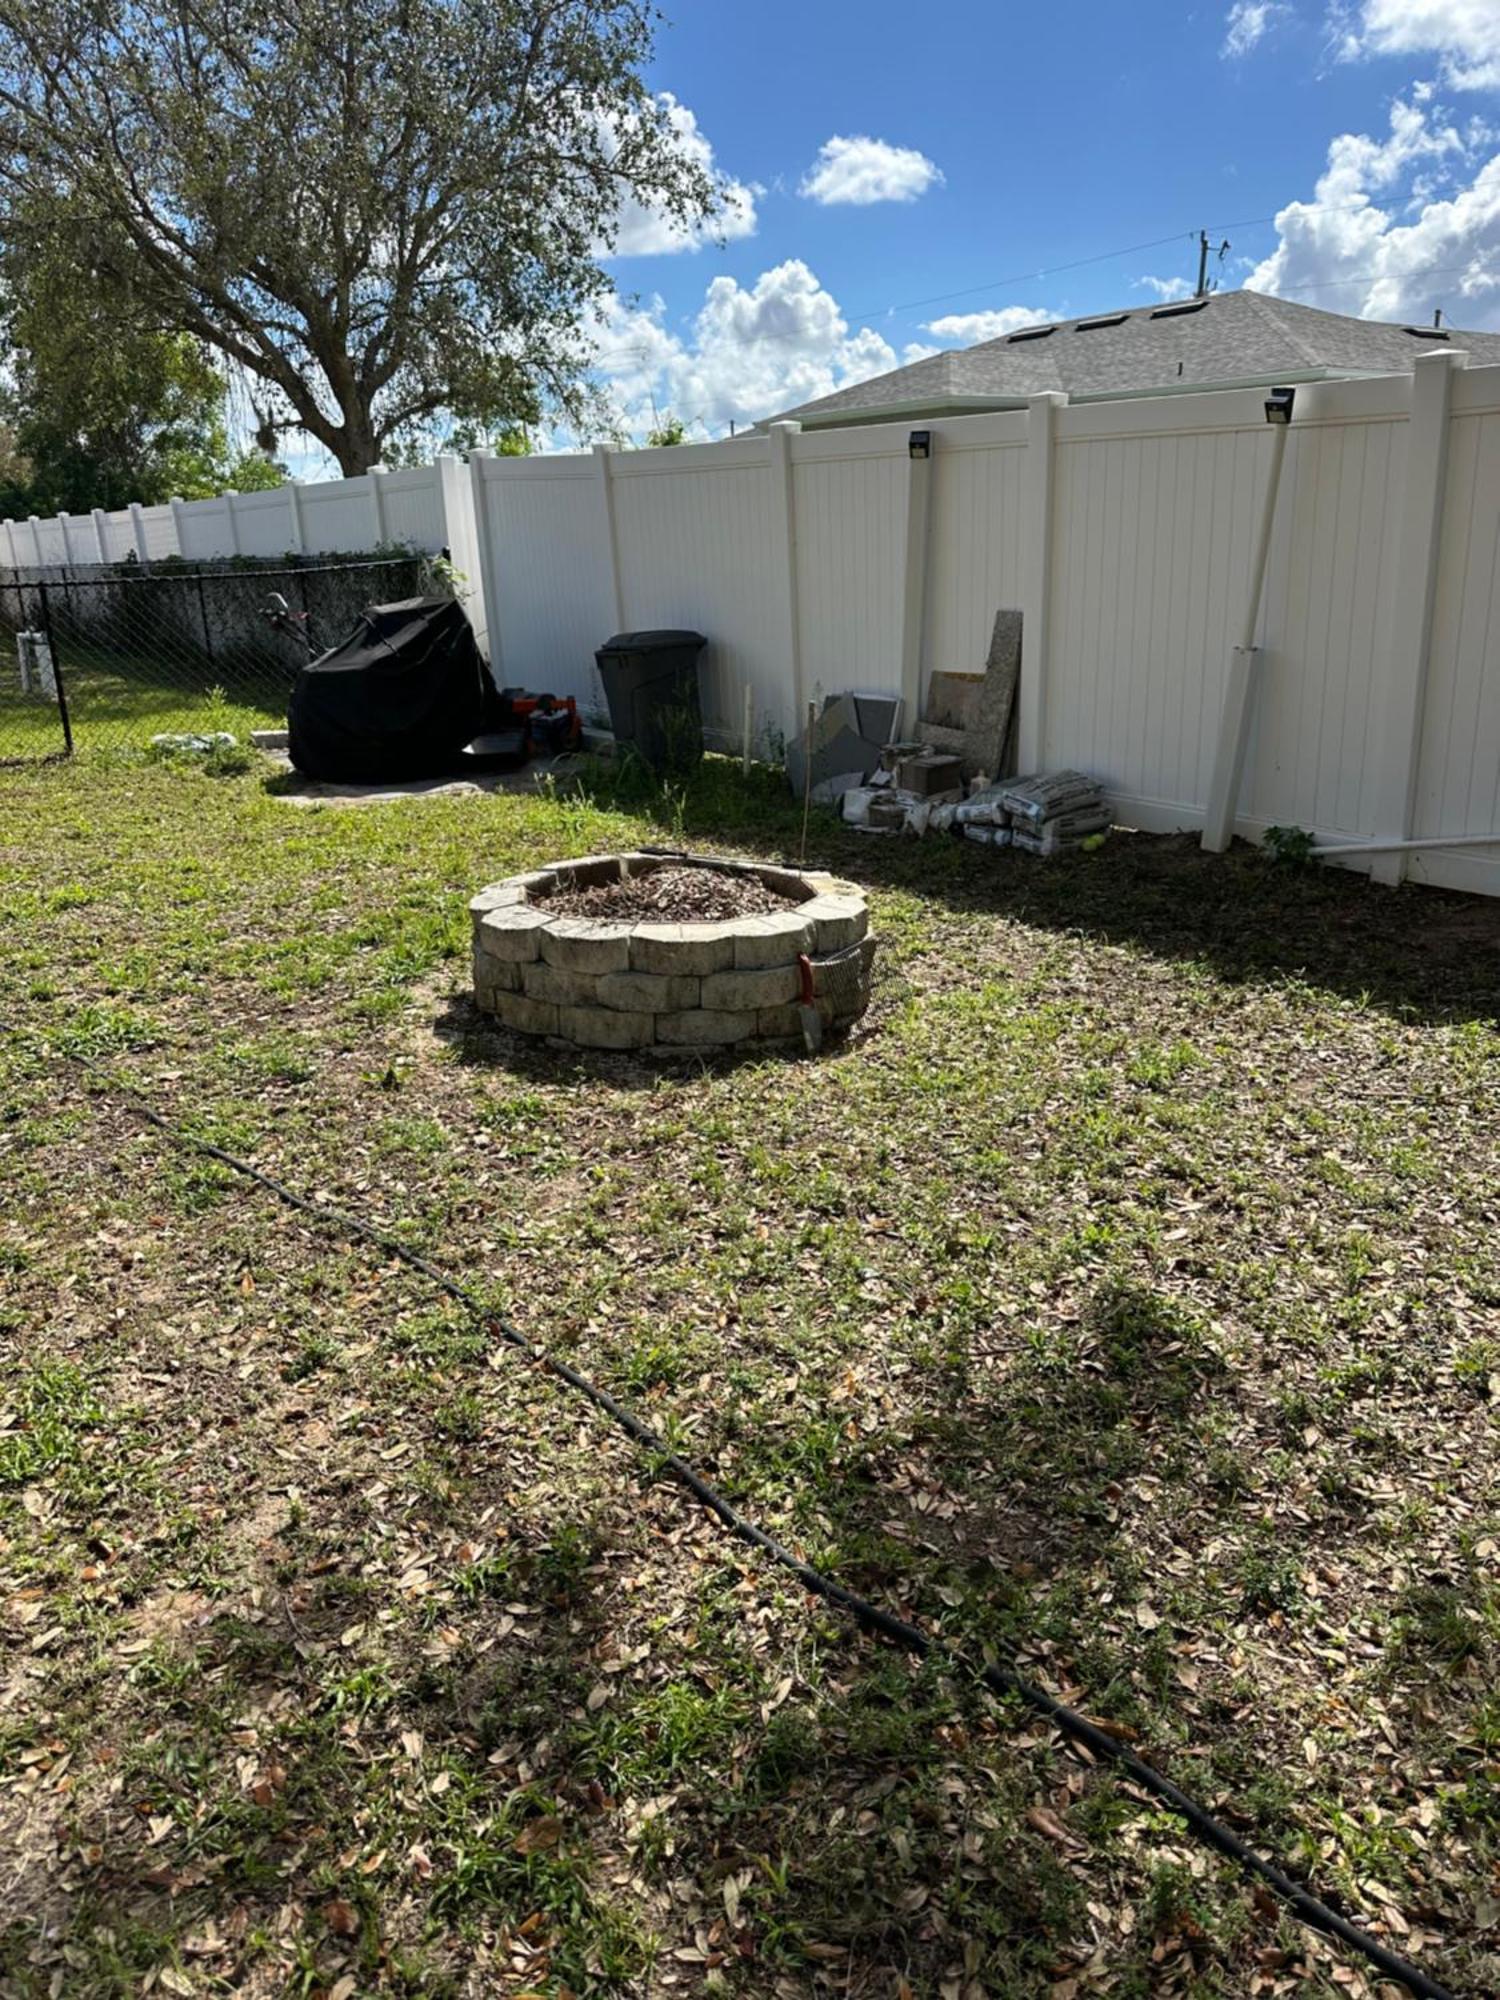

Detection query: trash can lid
(597, 629), (706, 652)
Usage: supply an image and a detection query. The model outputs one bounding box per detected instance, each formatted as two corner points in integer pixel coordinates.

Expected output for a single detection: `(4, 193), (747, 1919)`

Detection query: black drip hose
(111, 1092), (1458, 2000)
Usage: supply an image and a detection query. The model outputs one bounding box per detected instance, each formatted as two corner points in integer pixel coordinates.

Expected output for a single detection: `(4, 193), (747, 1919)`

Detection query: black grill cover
(288, 596), (489, 782)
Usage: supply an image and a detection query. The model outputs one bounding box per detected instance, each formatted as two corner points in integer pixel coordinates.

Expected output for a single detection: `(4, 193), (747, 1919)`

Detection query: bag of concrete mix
(1000, 770), (1103, 824)
(1012, 806), (1112, 854)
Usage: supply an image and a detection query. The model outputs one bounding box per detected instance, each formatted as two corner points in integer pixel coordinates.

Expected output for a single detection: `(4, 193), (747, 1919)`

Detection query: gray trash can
(594, 629), (706, 777)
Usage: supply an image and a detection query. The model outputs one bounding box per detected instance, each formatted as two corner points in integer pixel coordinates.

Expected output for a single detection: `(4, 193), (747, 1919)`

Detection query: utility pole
(1195, 231), (1231, 298)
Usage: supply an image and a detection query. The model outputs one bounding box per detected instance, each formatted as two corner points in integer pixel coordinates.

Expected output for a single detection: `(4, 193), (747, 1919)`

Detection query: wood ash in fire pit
(538, 864), (799, 923)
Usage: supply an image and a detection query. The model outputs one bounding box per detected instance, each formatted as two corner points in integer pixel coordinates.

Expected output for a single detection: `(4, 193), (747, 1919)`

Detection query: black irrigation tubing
(101, 1081), (1457, 2000)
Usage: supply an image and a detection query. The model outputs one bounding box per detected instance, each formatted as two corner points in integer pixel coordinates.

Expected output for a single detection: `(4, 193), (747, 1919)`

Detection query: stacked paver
(470, 853), (874, 1051)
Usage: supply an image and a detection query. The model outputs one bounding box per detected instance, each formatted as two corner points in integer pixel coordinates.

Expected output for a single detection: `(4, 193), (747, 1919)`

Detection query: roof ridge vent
(1006, 323), (1055, 342)
(1076, 312), (1128, 331)
(1150, 297), (1210, 320)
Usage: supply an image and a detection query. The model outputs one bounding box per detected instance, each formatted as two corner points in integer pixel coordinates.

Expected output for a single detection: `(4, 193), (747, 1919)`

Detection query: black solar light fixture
(1264, 386), (1296, 426)
(908, 429), (932, 460)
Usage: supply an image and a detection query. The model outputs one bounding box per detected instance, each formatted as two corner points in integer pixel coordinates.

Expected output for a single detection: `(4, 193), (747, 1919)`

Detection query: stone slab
(521, 961), (604, 1007)
(701, 964), (800, 1011)
(631, 922), (737, 977)
(595, 969), (701, 1012)
(799, 895), (868, 953)
(473, 952), (522, 1001)
(558, 1004), (655, 1050)
(972, 608), (1022, 778)
(655, 1007), (757, 1046)
(476, 906), (551, 962)
(757, 1003), (811, 1041)
(732, 910), (815, 967)
(493, 991), (559, 1036)
(469, 881), (528, 918)
(550, 854), (626, 889)
(538, 918), (633, 974)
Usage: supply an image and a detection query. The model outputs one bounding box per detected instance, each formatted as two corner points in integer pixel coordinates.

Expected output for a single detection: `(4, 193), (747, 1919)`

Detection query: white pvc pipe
(1238, 420), (1289, 655)
(1201, 419), (1291, 853)
(1314, 831), (1500, 858)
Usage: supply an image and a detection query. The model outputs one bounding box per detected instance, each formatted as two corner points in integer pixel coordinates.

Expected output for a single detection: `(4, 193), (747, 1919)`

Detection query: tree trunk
(329, 413), (381, 476)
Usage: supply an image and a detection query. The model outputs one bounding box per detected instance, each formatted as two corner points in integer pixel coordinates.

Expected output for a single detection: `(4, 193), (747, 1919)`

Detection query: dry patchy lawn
(1, 753), (1497, 2000)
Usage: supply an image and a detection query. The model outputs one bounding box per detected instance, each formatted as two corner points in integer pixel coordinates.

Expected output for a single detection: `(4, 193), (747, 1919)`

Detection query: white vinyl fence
(462, 354), (1499, 896)
(6, 354), (1499, 894)
(1, 455), (488, 650)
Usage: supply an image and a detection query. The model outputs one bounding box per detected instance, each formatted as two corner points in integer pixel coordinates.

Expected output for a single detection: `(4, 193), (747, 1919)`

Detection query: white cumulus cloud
(606, 93), (760, 257)
(1222, 2), (1288, 57)
(584, 260), (914, 440)
(799, 135), (943, 206)
(924, 305), (1051, 342)
(1247, 93), (1500, 327)
(1137, 274), (1195, 301)
(1349, 1), (1500, 90)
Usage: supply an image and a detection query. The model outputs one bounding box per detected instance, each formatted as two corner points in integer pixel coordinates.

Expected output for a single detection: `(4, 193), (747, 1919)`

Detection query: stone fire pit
(469, 851), (874, 1052)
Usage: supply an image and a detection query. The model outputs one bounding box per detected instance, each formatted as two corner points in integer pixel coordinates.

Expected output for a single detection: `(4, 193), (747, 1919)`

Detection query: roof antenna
(1433, 307), (1444, 329)
(1196, 230), (1231, 298)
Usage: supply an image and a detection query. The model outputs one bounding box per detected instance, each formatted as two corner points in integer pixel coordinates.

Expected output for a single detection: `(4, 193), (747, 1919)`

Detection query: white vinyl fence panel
(1247, 399), (1406, 837)
(1414, 390), (1500, 848)
(610, 441), (784, 738)
(473, 454), (613, 709)
(7, 358), (1500, 898)
(377, 467), (448, 551)
(925, 418), (1027, 683)
(793, 432), (908, 707)
(137, 504), (177, 560)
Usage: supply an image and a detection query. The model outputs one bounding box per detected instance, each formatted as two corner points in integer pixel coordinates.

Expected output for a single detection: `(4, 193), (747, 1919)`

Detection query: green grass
(0, 748), (1497, 1997)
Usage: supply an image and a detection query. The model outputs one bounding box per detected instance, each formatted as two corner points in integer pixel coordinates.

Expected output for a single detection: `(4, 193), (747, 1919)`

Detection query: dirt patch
(537, 863), (799, 922)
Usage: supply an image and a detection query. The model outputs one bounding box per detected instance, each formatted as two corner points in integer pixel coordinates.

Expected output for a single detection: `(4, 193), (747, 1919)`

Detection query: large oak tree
(0, 1), (720, 474)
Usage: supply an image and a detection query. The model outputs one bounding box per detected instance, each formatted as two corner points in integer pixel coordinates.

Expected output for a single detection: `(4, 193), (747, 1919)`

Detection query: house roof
(766, 289), (1500, 428)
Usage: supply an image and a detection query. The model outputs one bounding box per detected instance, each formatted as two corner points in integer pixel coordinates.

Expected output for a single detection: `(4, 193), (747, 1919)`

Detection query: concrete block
(595, 970), (701, 1012)
(896, 752), (964, 797)
(551, 854), (625, 889)
(473, 952), (522, 1002)
(756, 1003), (809, 1041)
(972, 609), (1022, 778)
(733, 910), (814, 967)
(539, 918), (632, 974)
(631, 922), (737, 976)
(655, 1007), (757, 1046)
(558, 1004), (655, 1050)
(925, 670), (982, 732)
(493, 991), (559, 1036)
(521, 961), (603, 1007)
(799, 895), (868, 953)
(745, 864), (810, 899)
(476, 906), (551, 962)
(701, 964), (799, 1011)
(469, 881), (527, 918)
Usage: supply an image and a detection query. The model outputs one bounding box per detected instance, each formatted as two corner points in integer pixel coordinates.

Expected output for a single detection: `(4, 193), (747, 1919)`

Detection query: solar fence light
(1264, 387), (1296, 426)
(908, 429), (932, 460)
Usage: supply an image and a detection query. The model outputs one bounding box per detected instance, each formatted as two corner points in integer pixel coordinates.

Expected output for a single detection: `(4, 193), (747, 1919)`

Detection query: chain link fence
(0, 555), (428, 764)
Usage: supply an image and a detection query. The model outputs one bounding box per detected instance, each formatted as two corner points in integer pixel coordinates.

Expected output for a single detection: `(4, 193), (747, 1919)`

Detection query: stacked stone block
(470, 852), (874, 1051)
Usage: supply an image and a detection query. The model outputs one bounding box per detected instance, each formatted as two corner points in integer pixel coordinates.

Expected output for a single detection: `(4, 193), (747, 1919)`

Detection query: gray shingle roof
(767, 289), (1500, 427)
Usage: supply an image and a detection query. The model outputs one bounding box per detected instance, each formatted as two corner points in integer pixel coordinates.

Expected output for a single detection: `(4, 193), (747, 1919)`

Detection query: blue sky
(584, 0), (1500, 440)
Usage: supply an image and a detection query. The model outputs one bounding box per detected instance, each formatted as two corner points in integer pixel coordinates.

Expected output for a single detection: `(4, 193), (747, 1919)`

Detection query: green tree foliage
(646, 413), (688, 447)
(0, 1), (720, 476)
(0, 218), (284, 514)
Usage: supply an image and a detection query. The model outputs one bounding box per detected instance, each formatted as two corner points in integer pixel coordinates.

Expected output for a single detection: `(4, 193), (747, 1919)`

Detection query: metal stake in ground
(34, 581), (73, 758)
(798, 696), (815, 865)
